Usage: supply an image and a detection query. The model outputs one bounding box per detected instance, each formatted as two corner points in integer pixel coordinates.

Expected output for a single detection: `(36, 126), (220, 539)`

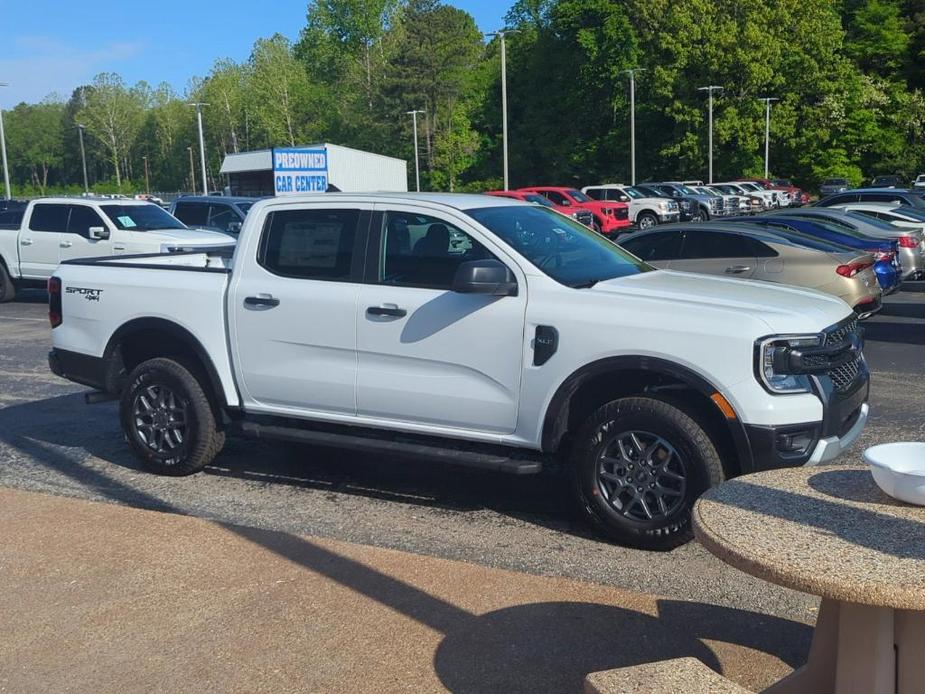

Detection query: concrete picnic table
(693, 464), (925, 694)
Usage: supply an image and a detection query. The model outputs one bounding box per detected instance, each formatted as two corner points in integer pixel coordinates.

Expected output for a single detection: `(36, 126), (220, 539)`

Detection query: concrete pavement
(0, 487), (809, 693)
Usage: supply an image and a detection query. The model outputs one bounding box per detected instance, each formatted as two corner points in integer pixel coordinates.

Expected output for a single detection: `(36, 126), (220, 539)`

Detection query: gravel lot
(2, 286), (923, 626)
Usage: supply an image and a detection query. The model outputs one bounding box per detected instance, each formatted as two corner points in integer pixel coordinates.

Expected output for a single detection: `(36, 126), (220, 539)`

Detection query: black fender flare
(540, 355), (753, 471)
(103, 317), (231, 408)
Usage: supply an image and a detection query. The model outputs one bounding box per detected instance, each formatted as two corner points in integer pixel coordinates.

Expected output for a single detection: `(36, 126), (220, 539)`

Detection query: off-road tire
(0, 262), (15, 303)
(571, 396), (724, 550)
(120, 357), (224, 476)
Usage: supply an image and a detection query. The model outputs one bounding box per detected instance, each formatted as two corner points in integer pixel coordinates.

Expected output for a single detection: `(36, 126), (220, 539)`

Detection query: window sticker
(118, 216), (137, 228)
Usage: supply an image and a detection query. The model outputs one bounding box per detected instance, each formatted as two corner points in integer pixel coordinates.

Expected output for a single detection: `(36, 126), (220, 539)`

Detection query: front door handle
(113, 244), (126, 251)
(367, 305), (407, 318)
(244, 294), (280, 309)
(724, 265), (751, 274)
(20, 239), (33, 246)
(60, 241), (73, 248)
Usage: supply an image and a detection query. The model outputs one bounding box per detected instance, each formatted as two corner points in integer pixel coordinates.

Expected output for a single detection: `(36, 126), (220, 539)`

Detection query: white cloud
(0, 36), (145, 105)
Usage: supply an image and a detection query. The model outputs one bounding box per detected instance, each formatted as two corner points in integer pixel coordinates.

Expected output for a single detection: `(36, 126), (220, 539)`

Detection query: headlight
(658, 201), (669, 210)
(756, 335), (821, 393)
(680, 200), (691, 210)
(570, 212), (580, 219)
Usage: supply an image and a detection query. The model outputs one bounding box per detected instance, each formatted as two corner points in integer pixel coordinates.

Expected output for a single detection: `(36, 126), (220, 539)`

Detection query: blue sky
(1, 0), (511, 106)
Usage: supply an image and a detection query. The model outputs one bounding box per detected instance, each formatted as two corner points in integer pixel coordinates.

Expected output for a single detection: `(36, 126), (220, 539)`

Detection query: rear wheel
(637, 212), (658, 230)
(692, 207), (708, 222)
(120, 357), (225, 476)
(0, 262), (15, 303)
(571, 396), (724, 550)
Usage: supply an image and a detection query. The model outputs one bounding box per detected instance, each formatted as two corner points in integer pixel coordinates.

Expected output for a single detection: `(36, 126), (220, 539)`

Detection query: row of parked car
(483, 179), (810, 238)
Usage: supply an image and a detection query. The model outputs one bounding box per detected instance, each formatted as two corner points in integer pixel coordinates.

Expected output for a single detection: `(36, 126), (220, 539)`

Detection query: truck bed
(52, 248), (240, 406)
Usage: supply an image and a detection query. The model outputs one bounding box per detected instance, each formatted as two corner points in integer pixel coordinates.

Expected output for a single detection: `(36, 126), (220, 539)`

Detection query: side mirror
(560, 199), (572, 206)
(88, 226), (110, 240)
(452, 259), (518, 296)
(228, 221), (242, 234)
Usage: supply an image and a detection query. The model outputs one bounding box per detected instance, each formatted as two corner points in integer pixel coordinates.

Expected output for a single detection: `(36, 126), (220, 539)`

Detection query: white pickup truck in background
(47, 193), (870, 549)
(0, 197), (235, 302)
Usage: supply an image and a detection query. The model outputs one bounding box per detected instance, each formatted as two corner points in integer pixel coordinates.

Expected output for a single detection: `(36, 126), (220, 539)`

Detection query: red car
(485, 190), (596, 229)
(752, 178), (809, 206)
(517, 186), (631, 236)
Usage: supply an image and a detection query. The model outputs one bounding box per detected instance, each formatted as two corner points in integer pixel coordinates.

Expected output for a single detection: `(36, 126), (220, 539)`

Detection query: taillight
(48, 276), (62, 328)
(898, 236), (917, 248)
(836, 261), (874, 278)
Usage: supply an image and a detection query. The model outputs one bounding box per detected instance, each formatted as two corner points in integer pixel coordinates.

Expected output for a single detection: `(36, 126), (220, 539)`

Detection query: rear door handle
(244, 294), (280, 309)
(113, 244), (126, 251)
(724, 265), (751, 274)
(20, 239), (33, 246)
(59, 241), (73, 248)
(367, 305), (407, 318)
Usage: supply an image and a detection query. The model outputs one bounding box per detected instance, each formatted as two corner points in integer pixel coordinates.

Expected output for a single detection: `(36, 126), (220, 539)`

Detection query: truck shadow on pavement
(0, 392), (812, 691)
(0, 391), (599, 541)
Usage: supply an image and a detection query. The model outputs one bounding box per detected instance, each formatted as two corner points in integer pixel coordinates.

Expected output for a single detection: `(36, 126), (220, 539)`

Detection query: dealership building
(219, 143), (408, 197)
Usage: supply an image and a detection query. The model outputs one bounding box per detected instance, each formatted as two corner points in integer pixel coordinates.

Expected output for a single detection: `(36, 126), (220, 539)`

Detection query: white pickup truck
(47, 193), (870, 549)
(0, 197), (235, 302)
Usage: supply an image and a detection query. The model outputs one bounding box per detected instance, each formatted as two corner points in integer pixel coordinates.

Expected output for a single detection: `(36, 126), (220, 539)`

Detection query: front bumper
(658, 211), (680, 223)
(741, 356), (869, 472)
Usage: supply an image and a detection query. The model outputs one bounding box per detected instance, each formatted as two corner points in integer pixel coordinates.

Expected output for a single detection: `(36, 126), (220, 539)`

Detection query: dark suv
(169, 196), (262, 236)
(869, 175), (904, 188)
(816, 189), (925, 210)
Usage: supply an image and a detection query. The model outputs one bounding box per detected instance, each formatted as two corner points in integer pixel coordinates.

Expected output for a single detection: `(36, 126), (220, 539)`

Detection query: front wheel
(570, 396), (725, 550)
(637, 212), (658, 230)
(120, 357), (225, 476)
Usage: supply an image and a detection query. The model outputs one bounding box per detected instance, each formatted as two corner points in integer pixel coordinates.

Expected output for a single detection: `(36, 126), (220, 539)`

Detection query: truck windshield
(623, 187), (646, 199)
(101, 204), (188, 231)
(467, 205), (652, 288)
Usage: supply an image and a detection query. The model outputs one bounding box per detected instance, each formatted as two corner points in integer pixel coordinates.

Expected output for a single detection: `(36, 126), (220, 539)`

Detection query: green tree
(4, 98), (65, 194)
(77, 73), (149, 187)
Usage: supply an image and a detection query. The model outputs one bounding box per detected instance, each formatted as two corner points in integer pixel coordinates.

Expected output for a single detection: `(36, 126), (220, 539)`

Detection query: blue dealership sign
(272, 147), (328, 195)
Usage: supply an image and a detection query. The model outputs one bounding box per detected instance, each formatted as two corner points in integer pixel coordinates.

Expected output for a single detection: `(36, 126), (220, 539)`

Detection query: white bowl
(863, 443), (925, 506)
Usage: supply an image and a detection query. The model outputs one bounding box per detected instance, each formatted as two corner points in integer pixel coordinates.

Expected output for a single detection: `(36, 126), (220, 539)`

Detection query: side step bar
(239, 421), (543, 475)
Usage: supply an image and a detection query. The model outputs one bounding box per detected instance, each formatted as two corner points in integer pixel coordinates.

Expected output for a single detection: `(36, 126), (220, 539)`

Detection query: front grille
(710, 198), (723, 210)
(822, 318), (862, 393)
(575, 211), (594, 227)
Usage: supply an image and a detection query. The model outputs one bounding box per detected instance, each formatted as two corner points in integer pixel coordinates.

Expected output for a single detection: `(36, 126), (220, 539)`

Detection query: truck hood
(589, 269), (852, 334)
(144, 228), (236, 246)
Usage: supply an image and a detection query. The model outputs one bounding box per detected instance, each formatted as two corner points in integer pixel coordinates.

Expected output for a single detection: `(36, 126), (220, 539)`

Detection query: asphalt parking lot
(2, 286), (924, 627)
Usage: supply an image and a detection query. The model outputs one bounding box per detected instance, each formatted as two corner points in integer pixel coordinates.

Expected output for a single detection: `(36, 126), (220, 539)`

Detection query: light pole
(187, 146), (196, 193)
(758, 97), (779, 180)
(0, 82), (10, 200)
(486, 29), (518, 190)
(188, 102), (209, 195)
(623, 68), (646, 185)
(698, 86), (723, 184)
(76, 124), (89, 194)
(142, 155), (150, 194)
(405, 109), (425, 192)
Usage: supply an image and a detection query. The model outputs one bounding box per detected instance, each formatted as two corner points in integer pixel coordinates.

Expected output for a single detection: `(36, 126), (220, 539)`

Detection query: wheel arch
(103, 317), (230, 409)
(540, 356), (753, 476)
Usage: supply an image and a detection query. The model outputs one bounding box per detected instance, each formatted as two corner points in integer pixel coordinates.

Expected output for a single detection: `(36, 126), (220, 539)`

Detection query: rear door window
(681, 231), (757, 259)
(29, 204), (69, 232)
(584, 189), (604, 201)
(258, 208), (363, 281)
